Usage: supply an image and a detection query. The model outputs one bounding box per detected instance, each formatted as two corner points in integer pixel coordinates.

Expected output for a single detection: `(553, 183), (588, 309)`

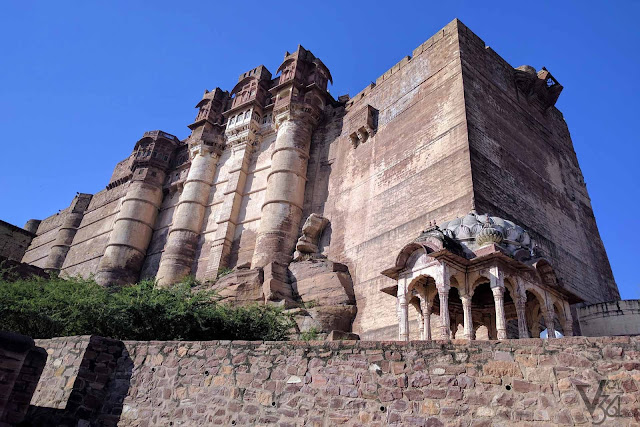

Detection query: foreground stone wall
(22, 335), (640, 426)
(0, 332), (47, 426)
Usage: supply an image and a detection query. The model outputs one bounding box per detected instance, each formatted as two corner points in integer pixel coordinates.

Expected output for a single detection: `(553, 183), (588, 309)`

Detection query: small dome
(438, 211), (535, 258)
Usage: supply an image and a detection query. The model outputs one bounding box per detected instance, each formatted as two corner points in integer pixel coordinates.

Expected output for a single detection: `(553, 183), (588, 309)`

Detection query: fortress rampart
(12, 19), (618, 340)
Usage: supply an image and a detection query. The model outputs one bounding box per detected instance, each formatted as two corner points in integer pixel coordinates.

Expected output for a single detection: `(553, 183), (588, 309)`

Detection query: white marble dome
(438, 211), (535, 257)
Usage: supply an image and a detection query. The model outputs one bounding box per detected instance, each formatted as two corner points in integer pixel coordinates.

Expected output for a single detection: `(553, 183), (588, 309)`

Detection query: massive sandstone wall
(317, 20), (473, 339)
(457, 22), (618, 304)
(20, 335), (640, 426)
(16, 19), (617, 339)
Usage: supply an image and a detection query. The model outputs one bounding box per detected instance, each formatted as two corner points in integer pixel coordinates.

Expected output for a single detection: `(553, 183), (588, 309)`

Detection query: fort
(1, 18), (640, 426)
(1, 19), (626, 341)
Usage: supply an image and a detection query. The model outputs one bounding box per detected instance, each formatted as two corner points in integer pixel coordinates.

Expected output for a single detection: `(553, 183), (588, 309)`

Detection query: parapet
(578, 300), (640, 336)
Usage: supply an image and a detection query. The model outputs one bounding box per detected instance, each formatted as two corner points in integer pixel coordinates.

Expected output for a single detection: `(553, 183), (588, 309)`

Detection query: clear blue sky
(0, 1), (638, 299)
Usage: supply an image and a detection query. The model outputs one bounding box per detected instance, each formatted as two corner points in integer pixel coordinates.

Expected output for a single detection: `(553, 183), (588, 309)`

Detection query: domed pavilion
(381, 211), (583, 341)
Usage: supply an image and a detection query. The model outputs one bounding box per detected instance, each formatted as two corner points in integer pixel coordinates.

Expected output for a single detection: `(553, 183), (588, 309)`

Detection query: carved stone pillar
(515, 297), (529, 339)
(563, 304), (574, 337)
(206, 141), (255, 278)
(157, 144), (219, 287)
(492, 286), (507, 340)
(460, 294), (474, 341)
(397, 294), (409, 342)
(489, 265), (507, 340)
(251, 105), (320, 269)
(44, 193), (92, 273)
(438, 287), (451, 340)
(422, 298), (432, 341)
(543, 308), (556, 339)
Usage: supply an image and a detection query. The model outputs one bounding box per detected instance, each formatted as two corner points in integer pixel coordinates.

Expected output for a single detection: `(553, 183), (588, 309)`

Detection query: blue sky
(0, 1), (638, 299)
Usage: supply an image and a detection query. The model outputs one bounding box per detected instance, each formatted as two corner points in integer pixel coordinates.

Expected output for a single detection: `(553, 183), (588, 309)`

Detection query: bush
(300, 327), (319, 341)
(0, 274), (294, 341)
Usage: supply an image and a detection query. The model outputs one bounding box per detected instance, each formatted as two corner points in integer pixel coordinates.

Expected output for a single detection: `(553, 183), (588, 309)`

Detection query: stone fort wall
(457, 25), (618, 305)
(18, 19), (617, 340)
(578, 300), (640, 337)
(6, 335), (639, 426)
(0, 220), (33, 262)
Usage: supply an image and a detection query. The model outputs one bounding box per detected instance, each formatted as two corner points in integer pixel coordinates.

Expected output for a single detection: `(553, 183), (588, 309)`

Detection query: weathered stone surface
(327, 330), (360, 341)
(289, 259), (355, 306)
(0, 220), (34, 262)
(293, 213), (329, 260)
(12, 335), (639, 426)
(209, 268), (264, 303)
(10, 19), (618, 340)
(578, 300), (640, 337)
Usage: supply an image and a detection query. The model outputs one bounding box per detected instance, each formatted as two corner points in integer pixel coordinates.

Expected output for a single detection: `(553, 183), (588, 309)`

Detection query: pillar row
(156, 146), (219, 287)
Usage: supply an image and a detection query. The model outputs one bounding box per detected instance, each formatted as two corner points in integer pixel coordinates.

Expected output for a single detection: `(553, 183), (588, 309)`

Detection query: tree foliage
(0, 273), (294, 341)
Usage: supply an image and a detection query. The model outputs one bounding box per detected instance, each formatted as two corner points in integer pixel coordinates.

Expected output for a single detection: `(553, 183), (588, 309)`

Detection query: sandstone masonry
(13, 19), (618, 339)
(2, 335), (638, 426)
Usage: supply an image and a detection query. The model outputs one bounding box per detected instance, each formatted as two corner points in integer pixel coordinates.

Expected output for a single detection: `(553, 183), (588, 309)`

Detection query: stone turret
(96, 131), (179, 286)
(156, 89), (229, 287)
(43, 193), (92, 274)
(205, 67), (274, 278)
(251, 46), (331, 270)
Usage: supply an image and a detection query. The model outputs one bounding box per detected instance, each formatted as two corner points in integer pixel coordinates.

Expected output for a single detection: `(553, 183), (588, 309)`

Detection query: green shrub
(300, 327), (319, 341)
(0, 274), (294, 341)
(216, 267), (233, 279)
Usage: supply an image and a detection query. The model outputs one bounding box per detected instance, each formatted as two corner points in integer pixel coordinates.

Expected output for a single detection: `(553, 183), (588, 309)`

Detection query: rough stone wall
(456, 22), (618, 303)
(25, 335), (128, 426)
(0, 220), (33, 262)
(578, 300), (640, 337)
(0, 331), (47, 426)
(316, 20), (474, 339)
(23, 336), (640, 426)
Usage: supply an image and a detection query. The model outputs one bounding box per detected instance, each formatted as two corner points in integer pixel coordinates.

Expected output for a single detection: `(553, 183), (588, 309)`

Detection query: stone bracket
(347, 104), (378, 148)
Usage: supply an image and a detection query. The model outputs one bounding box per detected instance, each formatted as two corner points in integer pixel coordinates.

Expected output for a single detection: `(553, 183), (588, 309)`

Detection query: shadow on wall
(0, 331), (47, 426)
(17, 335), (133, 427)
